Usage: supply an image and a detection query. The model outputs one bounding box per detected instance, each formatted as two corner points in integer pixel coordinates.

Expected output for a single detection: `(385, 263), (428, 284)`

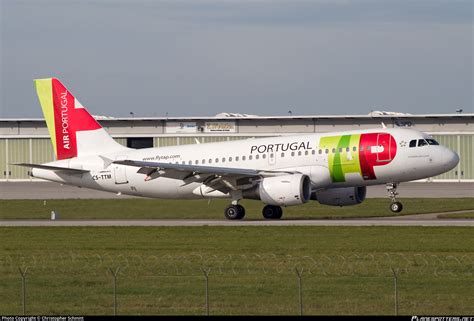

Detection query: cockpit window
(426, 139), (439, 145)
(410, 138), (439, 148)
(418, 139), (428, 147)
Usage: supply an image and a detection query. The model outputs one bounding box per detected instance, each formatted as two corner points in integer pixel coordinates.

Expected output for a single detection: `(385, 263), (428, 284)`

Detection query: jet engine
(313, 186), (366, 206)
(243, 174), (311, 206)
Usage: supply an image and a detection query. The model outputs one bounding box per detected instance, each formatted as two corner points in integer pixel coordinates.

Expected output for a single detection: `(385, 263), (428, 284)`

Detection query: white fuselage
(32, 127), (459, 199)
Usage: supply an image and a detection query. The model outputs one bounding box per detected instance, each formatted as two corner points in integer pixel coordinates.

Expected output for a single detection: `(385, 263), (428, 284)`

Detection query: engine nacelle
(243, 174), (311, 206)
(313, 186), (366, 206)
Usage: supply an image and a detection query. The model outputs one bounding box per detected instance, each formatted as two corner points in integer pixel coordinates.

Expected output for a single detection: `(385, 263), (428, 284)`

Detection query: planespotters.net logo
(412, 317), (474, 321)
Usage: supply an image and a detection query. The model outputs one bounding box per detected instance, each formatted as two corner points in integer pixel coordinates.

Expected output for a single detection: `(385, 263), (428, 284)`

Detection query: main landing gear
(386, 183), (403, 213)
(262, 205), (283, 219)
(224, 193), (246, 220)
(223, 203), (284, 220)
(224, 204), (246, 220)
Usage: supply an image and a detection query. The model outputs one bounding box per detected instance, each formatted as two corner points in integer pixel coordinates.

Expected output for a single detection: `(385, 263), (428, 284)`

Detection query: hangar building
(0, 113), (472, 181)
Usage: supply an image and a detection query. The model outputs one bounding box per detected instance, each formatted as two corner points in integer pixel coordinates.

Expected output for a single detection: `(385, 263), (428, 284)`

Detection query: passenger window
(209, 159), (212, 164)
(222, 157), (226, 162)
(418, 139), (428, 147)
(229, 157), (232, 162)
(426, 139), (439, 145)
(195, 160), (199, 164)
(339, 148), (342, 153)
(242, 156), (246, 161)
(249, 155), (253, 160)
(188, 161), (192, 165)
(312, 150), (316, 155)
(281, 152), (285, 157)
(332, 148), (336, 154)
(215, 158), (219, 163)
(262, 154), (266, 159)
(269, 154), (273, 158)
(298, 151), (302, 156)
(291, 152), (295, 157)
(325, 149), (329, 154)
(318, 149), (322, 154)
(353, 146), (357, 152)
(202, 159), (205, 164)
(305, 150), (309, 156)
(235, 156), (239, 161)
(346, 147), (350, 152)
(409, 140), (417, 147)
(256, 155), (260, 160)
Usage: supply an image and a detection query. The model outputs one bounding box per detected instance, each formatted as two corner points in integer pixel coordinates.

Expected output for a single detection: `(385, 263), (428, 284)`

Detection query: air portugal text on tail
(22, 77), (459, 220)
(35, 78), (124, 160)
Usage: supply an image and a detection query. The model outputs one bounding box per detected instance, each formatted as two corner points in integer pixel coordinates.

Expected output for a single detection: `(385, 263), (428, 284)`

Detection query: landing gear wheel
(386, 183), (403, 213)
(262, 205), (283, 219)
(224, 204), (245, 220)
(390, 202), (403, 213)
(235, 205), (245, 219)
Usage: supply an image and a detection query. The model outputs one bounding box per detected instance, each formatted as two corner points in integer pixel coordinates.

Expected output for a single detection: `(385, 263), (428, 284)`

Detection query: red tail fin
(35, 78), (127, 159)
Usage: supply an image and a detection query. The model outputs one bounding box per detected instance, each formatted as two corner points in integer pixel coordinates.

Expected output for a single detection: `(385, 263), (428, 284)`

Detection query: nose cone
(444, 150), (459, 171)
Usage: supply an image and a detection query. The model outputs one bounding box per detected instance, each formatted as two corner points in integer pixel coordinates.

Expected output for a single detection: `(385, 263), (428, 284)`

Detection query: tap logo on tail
(35, 78), (102, 160)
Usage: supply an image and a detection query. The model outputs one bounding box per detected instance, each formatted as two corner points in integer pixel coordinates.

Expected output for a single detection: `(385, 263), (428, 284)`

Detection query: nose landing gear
(386, 183), (403, 213)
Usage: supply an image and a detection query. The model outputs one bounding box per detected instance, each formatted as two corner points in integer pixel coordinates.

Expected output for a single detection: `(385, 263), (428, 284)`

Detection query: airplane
(15, 78), (460, 219)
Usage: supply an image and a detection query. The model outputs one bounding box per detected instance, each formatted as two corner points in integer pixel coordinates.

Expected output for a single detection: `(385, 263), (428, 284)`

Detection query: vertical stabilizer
(35, 78), (128, 160)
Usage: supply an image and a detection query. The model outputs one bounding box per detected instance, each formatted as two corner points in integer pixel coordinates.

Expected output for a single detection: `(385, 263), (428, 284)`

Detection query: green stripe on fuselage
(319, 134), (362, 182)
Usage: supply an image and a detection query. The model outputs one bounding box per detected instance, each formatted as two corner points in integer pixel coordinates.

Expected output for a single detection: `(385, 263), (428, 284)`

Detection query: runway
(2, 212), (473, 227)
(1, 182), (472, 227)
(0, 181), (473, 199)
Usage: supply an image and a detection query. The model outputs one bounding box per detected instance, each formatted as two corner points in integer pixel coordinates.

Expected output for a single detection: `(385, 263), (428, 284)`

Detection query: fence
(1, 252), (473, 315)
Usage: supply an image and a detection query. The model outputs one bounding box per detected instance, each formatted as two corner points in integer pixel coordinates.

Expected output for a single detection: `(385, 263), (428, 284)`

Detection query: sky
(0, 0), (472, 118)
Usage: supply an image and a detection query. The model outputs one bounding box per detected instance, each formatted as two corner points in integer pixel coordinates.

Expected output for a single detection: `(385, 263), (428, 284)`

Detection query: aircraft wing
(113, 160), (294, 194)
(113, 160), (260, 177)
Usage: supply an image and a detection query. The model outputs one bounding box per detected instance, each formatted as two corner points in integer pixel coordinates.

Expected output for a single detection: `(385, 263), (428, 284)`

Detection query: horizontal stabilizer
(13, 163), (90, 173)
